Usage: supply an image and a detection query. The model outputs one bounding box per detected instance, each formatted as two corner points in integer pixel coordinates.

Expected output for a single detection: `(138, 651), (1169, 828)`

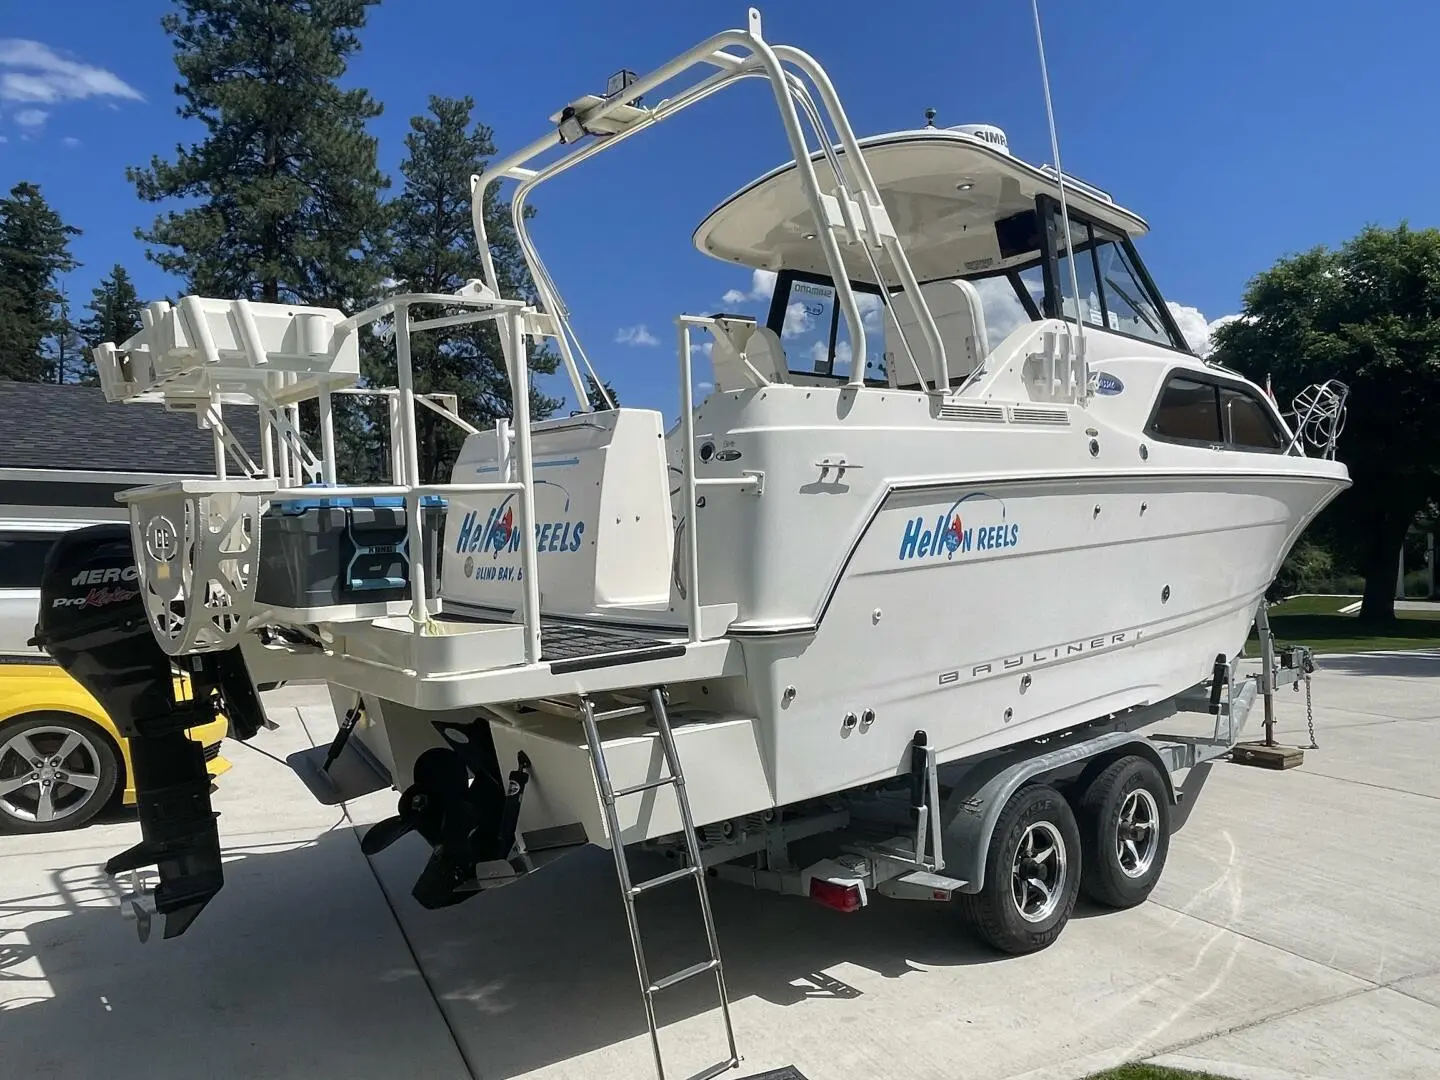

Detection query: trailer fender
(942, 732), (1177, 894)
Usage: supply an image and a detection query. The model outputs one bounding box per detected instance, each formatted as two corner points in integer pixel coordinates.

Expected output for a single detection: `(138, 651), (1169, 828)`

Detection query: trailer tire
(959, 782), (1080, 955)
(1078, 755), (1170, 909)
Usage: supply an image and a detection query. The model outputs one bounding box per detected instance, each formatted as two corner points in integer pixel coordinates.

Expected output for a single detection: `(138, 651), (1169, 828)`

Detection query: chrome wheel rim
(1116, 788), (1159, 878)
(0, 726), (105, 824)
(1011, 820), (1066, 923)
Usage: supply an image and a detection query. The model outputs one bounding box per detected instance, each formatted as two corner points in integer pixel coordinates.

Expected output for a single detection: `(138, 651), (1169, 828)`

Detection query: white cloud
(688, 340), (713, 358)
(781, 301), (813, 339)
(0, 135), (7, 143)
(60, 135), (79, 147)
(1167, 301), (1239, 358)
(615, 324), (659, 347)
(806, 338), (853, 372)
(855, 291), (884, 330)
(695, 380), (714, 396)
(718, 268), (777, 309)
(14, 107), (47, 129)
(971, 277), (1030, 344)
(0, 39), (143, 107)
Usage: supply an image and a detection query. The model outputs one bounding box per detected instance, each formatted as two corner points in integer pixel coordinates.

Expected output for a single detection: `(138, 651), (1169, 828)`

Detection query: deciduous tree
(1212, 223), (1440, 621)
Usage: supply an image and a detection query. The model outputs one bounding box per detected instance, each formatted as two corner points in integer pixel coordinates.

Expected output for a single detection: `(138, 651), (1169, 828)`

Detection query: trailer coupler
(361, 719), (533, 908)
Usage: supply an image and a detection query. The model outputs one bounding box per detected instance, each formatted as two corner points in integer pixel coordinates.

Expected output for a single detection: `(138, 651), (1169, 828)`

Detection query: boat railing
(470, 5), (949, 401)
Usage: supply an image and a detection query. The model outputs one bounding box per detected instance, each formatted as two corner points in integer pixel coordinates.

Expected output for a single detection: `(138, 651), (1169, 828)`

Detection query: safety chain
(1294, 651), (1319, 750)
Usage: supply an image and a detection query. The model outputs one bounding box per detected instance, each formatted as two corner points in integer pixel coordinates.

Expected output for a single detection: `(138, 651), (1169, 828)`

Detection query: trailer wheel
(959, 783), (1080, 955)
(1078, 755), (1170, 909)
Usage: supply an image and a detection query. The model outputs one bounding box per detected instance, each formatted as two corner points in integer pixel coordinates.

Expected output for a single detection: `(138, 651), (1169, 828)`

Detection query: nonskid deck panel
(439, 611), (687, 674)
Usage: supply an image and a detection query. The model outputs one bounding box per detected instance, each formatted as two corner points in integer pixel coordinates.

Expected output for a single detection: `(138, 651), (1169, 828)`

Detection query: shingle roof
(0, 380), (263, 475)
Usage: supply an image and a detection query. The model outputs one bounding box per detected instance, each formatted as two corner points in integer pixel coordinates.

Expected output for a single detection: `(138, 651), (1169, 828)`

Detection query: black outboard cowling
(31, 523), (267, 941)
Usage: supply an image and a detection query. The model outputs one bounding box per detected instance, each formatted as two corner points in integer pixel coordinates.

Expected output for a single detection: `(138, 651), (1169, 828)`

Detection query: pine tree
(47, 288), (84, 384)
(383, 94), (561, 482)
(78, 264), (144, 384)
(0, 181), (80, 382)
(127, 0), (390, 309)
(586, 373), (618, 410)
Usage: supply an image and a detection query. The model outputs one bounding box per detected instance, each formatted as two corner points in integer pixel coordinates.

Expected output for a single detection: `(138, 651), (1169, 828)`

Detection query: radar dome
(949, 123), (1010, 155)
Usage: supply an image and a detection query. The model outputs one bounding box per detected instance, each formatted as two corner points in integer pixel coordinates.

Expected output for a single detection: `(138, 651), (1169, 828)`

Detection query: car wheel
(0, 713), (121, 833)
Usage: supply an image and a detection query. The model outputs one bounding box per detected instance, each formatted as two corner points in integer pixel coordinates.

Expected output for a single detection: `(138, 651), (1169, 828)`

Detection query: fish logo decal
(941, 514), (964, 555)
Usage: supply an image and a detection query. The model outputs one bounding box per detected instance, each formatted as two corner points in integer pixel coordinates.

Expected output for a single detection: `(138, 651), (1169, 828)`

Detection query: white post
(508, 314), (543, 663)
(496, 417), (512, 483)
(276, 407), (293, 490)
(319, 387), (337, 485)
(260, 410), (275, 479)
(677, 320), (702, 642)
(394, 303), (429, 626)
(387, 394), (405, 485)
(211, 397), (227, 481)
(1397, 545), (1406, 601)
(287, 403), (304, 484)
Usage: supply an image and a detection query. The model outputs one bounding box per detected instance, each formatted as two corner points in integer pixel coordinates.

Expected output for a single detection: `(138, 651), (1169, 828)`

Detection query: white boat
(33, 9), (1350, 1078)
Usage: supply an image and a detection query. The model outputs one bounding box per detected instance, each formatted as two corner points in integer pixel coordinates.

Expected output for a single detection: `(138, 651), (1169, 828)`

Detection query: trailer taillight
(808, 878), (862, 912)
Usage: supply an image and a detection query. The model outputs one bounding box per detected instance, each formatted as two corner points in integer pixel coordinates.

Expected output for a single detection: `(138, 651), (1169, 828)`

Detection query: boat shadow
(1, 826), (1024, 1080)
(1315, 649), (1440, 679)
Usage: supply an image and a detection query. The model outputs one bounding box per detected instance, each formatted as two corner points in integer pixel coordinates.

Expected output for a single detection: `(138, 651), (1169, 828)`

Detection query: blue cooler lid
(269, 486), (448, 515)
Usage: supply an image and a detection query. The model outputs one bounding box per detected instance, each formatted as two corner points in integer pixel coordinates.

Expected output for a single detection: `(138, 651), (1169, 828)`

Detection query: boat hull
(734, 470), (1346, 807)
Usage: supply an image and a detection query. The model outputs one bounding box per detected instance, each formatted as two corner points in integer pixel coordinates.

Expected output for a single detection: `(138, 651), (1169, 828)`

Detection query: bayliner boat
(32, 9), (1349, 1079)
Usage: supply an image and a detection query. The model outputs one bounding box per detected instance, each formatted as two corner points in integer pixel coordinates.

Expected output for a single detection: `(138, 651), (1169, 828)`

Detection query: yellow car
(0, 660), (231, 834)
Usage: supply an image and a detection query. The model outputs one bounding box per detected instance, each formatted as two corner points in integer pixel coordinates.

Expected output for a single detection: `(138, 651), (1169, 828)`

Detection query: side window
(769, 274), (887, 384)
(1053, 218), (1105, 329)
(1094, 241), (1174, 348)
(0, 533), (55, 589)
(781, 279), (840, 376)
(1220, 386), (1287, 451)
(1150, 377), (1221, 443)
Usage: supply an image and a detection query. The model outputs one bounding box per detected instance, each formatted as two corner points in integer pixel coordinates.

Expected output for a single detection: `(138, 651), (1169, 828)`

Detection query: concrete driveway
(2, 654), (1438, 1080)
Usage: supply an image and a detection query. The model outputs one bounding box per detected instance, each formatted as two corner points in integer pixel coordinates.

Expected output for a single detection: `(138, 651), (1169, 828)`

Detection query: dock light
(557, 106), (586, 144)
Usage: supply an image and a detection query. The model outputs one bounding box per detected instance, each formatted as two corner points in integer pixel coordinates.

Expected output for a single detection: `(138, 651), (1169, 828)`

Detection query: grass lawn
(1084, 1067), (1227, 1079)
(1251, 595), (1440, 654)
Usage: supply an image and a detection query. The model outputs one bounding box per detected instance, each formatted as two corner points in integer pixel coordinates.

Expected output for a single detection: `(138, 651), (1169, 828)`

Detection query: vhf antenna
(1030, 0), (1088, 397)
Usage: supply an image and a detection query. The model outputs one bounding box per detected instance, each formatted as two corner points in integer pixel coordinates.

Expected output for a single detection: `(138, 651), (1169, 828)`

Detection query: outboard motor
(30, 523), (267, 941)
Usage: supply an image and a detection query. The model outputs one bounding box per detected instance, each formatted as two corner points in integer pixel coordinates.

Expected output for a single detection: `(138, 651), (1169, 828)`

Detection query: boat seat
(886, 279), (990, 389)
(710, 322), (788, 391)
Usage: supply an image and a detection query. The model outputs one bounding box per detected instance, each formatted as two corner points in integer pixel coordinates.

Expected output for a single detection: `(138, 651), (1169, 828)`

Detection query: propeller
(360, 747), (469, 856)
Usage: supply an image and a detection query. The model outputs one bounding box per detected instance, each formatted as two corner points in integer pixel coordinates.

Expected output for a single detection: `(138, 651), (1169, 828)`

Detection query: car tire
(0, 712), (121, 834)
(958, 782), (1081, 955)
(1077, 755), (1171, 909)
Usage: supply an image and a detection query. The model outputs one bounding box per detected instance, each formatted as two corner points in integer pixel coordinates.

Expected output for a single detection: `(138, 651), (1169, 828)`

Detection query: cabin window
(0, 532), (54, 589)
(1220, 386), (1287, 450)
(1147, 374), (1290, 452)
(1150, 376), (1222, 444)
(1054, 220), (1106, 330)
(1093, 242), (1172, 347)
(1036, 197), (1188, 353)
(765, 271), (888, 384)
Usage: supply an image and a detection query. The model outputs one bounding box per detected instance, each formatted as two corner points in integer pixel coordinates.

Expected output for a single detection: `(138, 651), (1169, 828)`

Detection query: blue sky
(3, 0), (1438, 417)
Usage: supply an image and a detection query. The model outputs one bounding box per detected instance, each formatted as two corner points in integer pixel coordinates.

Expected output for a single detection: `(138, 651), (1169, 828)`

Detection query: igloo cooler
(255, 493), (447, 608)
